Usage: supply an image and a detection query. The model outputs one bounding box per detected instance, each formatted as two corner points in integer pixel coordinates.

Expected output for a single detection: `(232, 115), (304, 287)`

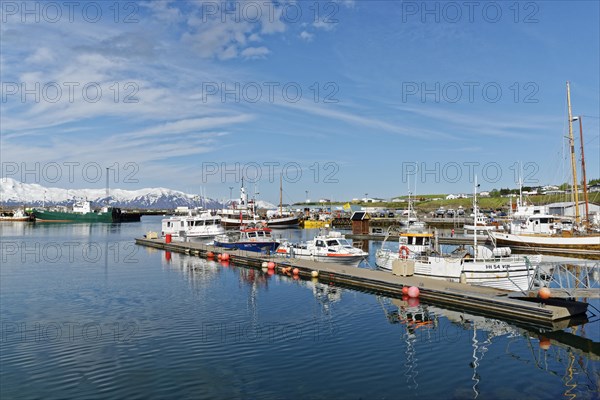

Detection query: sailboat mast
(473, 176), (478, 259)
(577, 116), (589, 225)
(566, 81), (580, 224)
(279, 173), (283, 216)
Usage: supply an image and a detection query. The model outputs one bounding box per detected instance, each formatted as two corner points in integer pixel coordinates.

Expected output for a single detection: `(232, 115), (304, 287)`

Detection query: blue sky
(1, 0), (599, 203)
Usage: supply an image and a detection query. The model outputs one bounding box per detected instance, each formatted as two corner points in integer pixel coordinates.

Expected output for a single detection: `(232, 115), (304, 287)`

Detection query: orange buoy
(408, 286), (420, 298)
(402, 286), (409, 295)
(267, 261), (275, 269)
(292, 268), (299, 275)
(539, 336), (551, 350)
(207, 251), (214, 258)
(539, 287), (551, 300)
(222, 253), (230, 261)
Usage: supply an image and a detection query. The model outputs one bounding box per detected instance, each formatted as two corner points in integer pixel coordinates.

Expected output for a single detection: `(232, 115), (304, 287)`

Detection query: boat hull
(214, 241), (280, 253)
(491, 232), (600, 250)
(31, 208), (140, 223)
(278, 249), (365, 267)
(267, 215), (300, 228)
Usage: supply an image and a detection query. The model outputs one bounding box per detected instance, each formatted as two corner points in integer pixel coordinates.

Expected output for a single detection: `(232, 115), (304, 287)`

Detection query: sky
(1, 0), (599, 204)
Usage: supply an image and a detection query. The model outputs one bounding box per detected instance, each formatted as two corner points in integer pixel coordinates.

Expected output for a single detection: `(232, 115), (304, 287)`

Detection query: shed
(351, 211), (370, 234)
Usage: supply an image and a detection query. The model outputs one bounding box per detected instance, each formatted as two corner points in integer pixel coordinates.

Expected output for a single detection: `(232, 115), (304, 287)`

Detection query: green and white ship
(31, 200), (140, 223)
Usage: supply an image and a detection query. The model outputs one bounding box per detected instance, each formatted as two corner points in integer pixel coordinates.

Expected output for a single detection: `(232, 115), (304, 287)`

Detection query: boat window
(316, 240), (325, 247)
(326, 240), (339, 247)
(181, 221), (185, 227)
(205, 220), (212, 225)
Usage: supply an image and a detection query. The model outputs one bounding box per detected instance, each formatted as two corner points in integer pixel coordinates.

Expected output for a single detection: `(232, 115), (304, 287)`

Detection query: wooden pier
(135, 238), (590, 328)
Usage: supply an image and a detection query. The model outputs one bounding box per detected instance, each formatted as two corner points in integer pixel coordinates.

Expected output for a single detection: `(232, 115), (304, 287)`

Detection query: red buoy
(267, 261), (275, 269)
(222, 253), (230, 261)
(408, 286), (420, 298)
(402, 286), (409, 295)
(165, 234), (172, 244)
(292, 268), (299, 275)
(207, 251), (214, 258)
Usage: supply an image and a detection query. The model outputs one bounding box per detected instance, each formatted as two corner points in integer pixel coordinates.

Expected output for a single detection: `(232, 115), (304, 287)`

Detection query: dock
(135, 238), (591, 328)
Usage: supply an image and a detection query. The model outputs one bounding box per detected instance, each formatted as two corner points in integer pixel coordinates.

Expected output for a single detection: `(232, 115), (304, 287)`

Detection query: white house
(446, 194), (457, 200)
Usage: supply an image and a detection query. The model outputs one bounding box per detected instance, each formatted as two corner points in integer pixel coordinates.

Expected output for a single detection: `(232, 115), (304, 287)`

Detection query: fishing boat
(0, 209), (31, 222)
(30, 200), (140, 223)
(490, 82), (600, 251)
(276, 230), (368, 267)
(161, 212), (225, 238)
(218, 179), (264, 228)
(213, 223), (279, 253)
(376, 179), (542, 291)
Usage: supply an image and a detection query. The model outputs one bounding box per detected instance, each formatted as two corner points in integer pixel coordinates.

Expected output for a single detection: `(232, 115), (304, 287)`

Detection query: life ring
(399, 246), (410, 259)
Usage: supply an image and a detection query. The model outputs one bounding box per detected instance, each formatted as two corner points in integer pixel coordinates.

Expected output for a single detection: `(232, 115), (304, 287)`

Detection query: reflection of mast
(470, 325), (481, 399)
(566, 82), (580, 224)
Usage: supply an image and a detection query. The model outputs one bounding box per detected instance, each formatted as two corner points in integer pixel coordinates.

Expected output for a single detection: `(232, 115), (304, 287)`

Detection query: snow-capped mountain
(0, 178), (222, 209)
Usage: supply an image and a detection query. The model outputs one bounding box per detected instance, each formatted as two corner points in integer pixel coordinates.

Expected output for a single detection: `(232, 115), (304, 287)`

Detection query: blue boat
(213, 225), (280, 254)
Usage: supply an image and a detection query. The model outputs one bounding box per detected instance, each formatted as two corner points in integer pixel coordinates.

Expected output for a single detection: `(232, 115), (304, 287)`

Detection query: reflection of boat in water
(277, 229), (368, 267)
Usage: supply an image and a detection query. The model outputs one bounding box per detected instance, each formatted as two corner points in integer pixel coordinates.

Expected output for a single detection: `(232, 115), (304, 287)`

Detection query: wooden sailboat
(266, 174), (300, 228)
(490, 82), (600, 251)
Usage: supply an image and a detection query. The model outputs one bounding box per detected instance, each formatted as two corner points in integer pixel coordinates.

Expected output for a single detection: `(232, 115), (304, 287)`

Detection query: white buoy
(311, 270), (319, 278)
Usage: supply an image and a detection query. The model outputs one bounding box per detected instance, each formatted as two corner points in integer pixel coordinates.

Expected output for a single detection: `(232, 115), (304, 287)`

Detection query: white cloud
(240, 46), (270, 59)
(299, 31), (314, 42)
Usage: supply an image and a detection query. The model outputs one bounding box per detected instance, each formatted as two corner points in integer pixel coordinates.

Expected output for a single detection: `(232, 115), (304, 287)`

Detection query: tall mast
(473, 176), (478, 258)
(279, 173), (283, 216)
(566, 81), (580, 224)
(576, 116), (589, 225)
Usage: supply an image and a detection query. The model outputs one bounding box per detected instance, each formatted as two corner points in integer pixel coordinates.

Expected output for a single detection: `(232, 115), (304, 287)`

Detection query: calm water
(1, 216), (599, 399)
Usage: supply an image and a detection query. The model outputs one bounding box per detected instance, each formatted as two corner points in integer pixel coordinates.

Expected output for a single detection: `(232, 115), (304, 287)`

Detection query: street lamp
(305, 190), (309, 203)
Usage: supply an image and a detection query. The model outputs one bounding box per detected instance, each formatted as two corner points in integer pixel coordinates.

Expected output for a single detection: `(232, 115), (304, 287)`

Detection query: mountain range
(0, 178), (276, 210)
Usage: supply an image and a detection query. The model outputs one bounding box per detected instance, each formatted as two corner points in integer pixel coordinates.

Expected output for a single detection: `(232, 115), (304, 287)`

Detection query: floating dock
(135, 238), (590, 328)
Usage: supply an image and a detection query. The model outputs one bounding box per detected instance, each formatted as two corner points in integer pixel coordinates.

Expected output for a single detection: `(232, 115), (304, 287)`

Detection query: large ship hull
(490, 232), (600, 250)
(31, 208), (141, 223)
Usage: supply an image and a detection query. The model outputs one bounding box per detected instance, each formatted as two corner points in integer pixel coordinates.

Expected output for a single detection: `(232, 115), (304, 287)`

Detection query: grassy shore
(299, 192), (600, 214)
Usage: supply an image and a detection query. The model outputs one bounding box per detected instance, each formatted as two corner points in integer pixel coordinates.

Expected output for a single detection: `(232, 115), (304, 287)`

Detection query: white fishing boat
(161, 212), (225, 238)
(277, 230), (368, 267)
(0, 208), (31, 222)
(376, 179), (542, 292)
